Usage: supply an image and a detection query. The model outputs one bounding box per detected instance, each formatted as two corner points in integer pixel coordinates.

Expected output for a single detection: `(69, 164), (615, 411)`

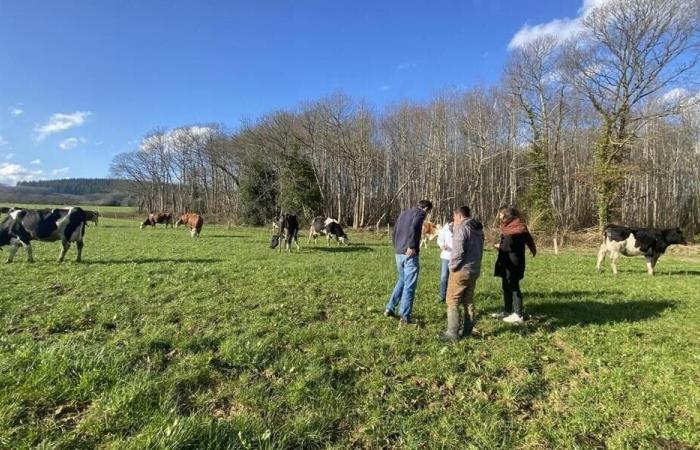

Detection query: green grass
(0, 218), (698, 449)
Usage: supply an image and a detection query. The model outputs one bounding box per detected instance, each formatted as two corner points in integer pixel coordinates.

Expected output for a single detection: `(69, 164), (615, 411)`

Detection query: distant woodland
(1, 178), (135, 206)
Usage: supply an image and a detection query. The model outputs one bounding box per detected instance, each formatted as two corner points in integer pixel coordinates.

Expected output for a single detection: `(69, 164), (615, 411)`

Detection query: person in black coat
(492, 206), (536, 323)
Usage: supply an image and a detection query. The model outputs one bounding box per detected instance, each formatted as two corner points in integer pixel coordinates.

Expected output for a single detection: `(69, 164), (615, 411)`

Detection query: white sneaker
(490, 311), (508, 319)
(502, 313), (524, 324)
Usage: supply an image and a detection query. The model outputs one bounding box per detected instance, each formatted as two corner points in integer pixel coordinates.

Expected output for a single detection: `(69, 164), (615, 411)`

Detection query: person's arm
(449, 225), (468, 271)
(525, 232), (537, 257)
(407, 210), (425, 252)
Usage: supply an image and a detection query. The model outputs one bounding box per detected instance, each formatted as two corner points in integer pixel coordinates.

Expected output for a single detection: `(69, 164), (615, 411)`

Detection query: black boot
(439, 305), (461, 343)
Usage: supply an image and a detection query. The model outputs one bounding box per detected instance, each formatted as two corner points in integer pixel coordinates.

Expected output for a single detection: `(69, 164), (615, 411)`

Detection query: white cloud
(508, 0), (611, 49)
(9, 107), (23, 116)
(5, 153), (14, 160)
(0, 163), (44, 185)
(30, 159), (41, 165)
(58, 136), (87, 150)
(396, 62), (417, 71)
(35, 111), (91, 140)
(52, 167), (70, 176)
(379, 84), (391, 91)
(140, 126), (214, 153)
(0, 135), (7, 146)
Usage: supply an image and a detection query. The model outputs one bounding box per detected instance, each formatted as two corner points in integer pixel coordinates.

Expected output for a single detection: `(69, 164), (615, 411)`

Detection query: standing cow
(140, 212), (174, 229)
(175, 213), (204, 238)
(271, 214), (300, 252)
(0, 207), (87, 263)
(308, 217), (350, 246)
(420, 221), (439, 248)
(596, 224), (687, 275)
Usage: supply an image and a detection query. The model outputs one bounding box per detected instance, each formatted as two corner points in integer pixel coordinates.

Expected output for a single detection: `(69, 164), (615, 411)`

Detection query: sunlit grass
(0, 217), (698, 448)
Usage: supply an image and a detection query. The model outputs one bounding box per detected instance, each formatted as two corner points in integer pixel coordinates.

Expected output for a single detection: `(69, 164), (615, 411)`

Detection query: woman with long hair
(493, 206), (536, 323)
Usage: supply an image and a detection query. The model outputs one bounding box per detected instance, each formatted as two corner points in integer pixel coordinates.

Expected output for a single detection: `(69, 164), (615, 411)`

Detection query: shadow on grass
(312, 246), (373, 253)
(529, 299), (676, 327)
(84, 258), (224, 265)
(659, 269), (700, 276)
(199, 234), (246, 239)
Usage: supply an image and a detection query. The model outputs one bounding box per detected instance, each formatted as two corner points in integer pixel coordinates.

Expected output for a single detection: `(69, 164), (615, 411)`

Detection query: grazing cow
(0, 207), (87, 263)
(596, 224), (687, 275)
(140, 212), (174, 229)
(84, 210), (99, 226)
(0, 207), (11, 214)
(271, 213), (300, 252)
(420, 221), (439, 248)
(308, 217), (350, 246)
(175, 213), (204, 238)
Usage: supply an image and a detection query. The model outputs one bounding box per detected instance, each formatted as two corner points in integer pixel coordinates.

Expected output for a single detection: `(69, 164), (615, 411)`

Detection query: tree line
(111, 0), (700, 232)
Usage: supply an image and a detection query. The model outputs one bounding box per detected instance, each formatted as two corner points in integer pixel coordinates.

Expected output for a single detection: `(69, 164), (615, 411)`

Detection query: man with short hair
(385, 199), (433, 327)
(440, 206), (484, 342)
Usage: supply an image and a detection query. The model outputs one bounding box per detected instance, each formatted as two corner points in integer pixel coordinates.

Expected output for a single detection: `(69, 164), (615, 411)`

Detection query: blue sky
(0, 0), (587, 184)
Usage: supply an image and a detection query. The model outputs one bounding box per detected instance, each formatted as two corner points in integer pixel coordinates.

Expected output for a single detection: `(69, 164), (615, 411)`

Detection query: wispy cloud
(0, 135), (7, 146)
(35, 111), (91, 140)
(30, 159), (41, 165)
(0, 163), (44, 185)
(5, 153), (14, 160)
(508, 0), (610, 49)
(52, 167), (70, 176)
(379, 84), (391, 91)
(58, 136), (87, 150)
(9, 107), (23, 116)
(396, 62), (417, 71)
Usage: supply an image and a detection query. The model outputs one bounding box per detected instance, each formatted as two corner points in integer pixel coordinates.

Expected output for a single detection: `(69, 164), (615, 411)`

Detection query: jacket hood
(465, 218), (483, 231)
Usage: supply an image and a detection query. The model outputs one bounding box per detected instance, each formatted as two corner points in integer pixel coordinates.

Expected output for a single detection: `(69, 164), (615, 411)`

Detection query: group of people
(384, 200), (537, 342)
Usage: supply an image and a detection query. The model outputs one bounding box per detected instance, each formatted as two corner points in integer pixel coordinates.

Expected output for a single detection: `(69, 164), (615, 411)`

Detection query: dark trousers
(501, 277), (523, 316)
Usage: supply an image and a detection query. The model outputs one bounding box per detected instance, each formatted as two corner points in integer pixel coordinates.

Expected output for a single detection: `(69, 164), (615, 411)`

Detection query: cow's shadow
(311, 246), (373, 253)
(84, 258), (224, 265)
(485, 294), (676, 335)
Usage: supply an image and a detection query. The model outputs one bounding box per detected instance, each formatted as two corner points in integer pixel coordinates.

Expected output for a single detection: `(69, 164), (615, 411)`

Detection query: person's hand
(405, 248), (416, 257)
(440, 245), (447, 251)
(493, 243), (500, 250)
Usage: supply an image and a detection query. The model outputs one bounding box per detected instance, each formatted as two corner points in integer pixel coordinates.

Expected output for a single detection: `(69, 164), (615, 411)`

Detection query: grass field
(1, 216), (699, 449)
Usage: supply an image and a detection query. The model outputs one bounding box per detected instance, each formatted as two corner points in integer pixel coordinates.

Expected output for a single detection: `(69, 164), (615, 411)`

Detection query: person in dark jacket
(384, 200), (433, 327)
(493, 206), (536, 323)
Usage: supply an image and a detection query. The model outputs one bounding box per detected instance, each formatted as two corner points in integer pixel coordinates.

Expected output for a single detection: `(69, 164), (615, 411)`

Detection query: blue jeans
(386, 254), (420, 320)
(439, 258), (450, 301)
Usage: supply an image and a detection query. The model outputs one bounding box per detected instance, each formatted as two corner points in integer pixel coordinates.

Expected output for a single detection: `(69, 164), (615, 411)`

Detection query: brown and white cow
(596, 224), (687, 275)
(420, 221), (439, 248)
(140, 212), (174, 229)
(175, 213), (204, 238)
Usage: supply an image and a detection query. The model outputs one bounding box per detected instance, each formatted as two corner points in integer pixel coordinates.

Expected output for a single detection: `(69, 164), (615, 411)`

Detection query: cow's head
(339, 235), (350, 245)
(270, 234), (280, 249)
(140, 218), (149, 229)
(663, 227), (687, 245)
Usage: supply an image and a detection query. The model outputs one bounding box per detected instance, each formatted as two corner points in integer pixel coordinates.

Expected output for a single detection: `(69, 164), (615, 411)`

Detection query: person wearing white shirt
(436, 222), (453, 303)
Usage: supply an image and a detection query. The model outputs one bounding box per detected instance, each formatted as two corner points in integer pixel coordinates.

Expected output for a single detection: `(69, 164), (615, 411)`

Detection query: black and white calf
(0, 207), (88, 263)
(308, 217), (349, 245)
(270, 213), (301, 252)
(596, 224), (687, 275)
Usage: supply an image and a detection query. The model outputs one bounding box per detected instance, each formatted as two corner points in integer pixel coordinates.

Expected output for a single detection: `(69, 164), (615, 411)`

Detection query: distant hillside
(1, 178), (136, 206)
(17, 178), (129, 196)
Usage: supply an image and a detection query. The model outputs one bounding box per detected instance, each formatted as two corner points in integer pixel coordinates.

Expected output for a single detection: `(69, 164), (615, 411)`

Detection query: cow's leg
(58, 241), (71, 263)
(25, 243), (34, 263)
(76, 239), (84, 262)
(6, 242), (20, 263)
(190, 228), (196, 238)
(645, 255), (656, 276)
(294, 234), (301, 251)
(596, 243), (607, 273)
(610, 251), (619, 275)
(326, 234), (331, 247)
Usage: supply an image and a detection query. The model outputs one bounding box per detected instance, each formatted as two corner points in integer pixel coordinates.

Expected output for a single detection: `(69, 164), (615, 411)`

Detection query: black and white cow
(308, 217), (349, 245)
(270, 213), (301, 252)
(0, 207), (88, 263)
(596, 224), (687, 275)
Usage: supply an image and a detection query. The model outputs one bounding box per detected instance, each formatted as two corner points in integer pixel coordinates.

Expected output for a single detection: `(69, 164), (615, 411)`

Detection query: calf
(308, 217), (350, 246)
(175, 213), (204, 238)
(596, 224), (687, 275)
(420, 221), (439, 248)
(140, 212), (173, 229)
(271, 213), (300, 252)
(0, 207), (87, 263)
